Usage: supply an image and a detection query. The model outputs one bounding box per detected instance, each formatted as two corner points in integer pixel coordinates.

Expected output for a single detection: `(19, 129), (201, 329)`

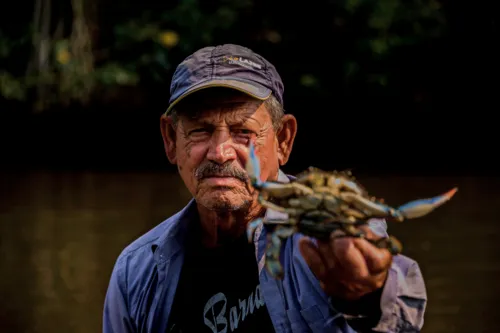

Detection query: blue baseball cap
(165, 44), (284, 114)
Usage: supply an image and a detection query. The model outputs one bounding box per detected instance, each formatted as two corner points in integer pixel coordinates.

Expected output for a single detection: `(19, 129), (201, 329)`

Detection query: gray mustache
(195, 161), (249, 182)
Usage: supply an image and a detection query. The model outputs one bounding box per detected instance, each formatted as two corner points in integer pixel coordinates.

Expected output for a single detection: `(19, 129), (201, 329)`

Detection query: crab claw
(245, 141), (263, 189)
(396, 187), (458, 219)
(246, 218), (264, 244)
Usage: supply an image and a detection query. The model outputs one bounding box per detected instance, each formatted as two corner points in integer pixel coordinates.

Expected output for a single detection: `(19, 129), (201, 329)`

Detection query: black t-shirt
(166, 224), (276, 333)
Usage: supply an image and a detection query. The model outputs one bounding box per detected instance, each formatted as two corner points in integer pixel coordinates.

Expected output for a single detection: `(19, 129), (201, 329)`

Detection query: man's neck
(196, 201), (265, 248)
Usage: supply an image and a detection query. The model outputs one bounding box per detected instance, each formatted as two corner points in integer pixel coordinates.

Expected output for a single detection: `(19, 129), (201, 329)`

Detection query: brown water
(1, 171), (498, 333)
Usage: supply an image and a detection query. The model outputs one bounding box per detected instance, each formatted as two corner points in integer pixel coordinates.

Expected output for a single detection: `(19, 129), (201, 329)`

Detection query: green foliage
(365, 0), (445, 52)
(0, 71), (26, 100)
(0, 0), (446, 110)
(341, 0), (446, 85)
(0, 0), (253, 110)
(95, 63), (139, 86)
(109, 0), (253, 83)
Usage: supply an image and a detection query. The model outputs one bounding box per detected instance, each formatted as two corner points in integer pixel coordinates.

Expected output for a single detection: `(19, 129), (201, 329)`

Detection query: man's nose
(206, 130), (237, 164)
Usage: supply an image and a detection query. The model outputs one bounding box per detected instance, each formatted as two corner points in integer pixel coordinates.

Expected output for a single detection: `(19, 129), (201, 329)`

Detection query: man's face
(161, 90), (296, 212)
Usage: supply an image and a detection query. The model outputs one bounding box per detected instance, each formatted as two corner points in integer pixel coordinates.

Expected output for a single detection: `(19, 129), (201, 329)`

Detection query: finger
(320, 229), (347, 271)
(353, 237), (392, 274)
(316, 239), (338, 273)
(299, 237), (327, 280)
(330, 235), (370, 280)
(355, 223), (393, 272)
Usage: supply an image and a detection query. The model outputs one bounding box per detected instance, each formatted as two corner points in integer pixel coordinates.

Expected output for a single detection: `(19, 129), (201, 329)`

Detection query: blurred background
(0, 0), (498, 332)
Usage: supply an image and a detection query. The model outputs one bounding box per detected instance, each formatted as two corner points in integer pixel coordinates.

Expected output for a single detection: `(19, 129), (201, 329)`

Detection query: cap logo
(222, 55), (262, 70)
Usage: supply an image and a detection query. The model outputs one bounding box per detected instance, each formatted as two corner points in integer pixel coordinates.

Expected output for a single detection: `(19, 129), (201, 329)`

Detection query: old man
(103, 44), (427, 333)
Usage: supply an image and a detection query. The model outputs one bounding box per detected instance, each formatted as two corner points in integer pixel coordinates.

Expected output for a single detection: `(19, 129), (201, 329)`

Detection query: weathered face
(161, 89), (297, 213)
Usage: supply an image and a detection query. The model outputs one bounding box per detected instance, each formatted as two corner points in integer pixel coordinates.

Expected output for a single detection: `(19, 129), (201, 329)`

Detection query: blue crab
(245, 142), (458, 279)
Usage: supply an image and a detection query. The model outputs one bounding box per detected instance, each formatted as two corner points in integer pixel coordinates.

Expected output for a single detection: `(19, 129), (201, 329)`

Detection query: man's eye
(189, 128), (209, 135)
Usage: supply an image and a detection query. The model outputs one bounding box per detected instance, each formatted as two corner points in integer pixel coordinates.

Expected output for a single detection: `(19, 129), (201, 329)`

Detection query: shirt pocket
(287, 305), (336, 333)
(298, 305), (349, 333)
(301, 305), (328, 332)
(286, 306), (312, 333)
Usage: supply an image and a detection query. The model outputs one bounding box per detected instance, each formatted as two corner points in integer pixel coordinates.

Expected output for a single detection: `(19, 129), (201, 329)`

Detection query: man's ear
(276, 114), (297, 165)
(160, 114), (177, 164)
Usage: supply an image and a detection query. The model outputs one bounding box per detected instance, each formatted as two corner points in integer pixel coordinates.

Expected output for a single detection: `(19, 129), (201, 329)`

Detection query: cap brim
(165, 78), (272, 115)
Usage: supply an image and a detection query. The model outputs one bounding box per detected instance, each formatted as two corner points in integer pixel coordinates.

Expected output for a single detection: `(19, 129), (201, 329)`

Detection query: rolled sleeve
(370, 218), (428, 332)
(372, 256), (427, 332)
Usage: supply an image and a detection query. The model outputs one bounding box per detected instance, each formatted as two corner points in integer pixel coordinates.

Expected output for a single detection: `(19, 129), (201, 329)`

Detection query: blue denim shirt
(103, 171), (427, 333)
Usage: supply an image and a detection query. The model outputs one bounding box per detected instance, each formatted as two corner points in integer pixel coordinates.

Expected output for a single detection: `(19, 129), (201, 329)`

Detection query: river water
(1, 171), (498, 333)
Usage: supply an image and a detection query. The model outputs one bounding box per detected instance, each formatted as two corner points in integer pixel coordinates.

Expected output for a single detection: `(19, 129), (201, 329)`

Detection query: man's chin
(198, 195), (251, 212)
(195, 183), (253, 211)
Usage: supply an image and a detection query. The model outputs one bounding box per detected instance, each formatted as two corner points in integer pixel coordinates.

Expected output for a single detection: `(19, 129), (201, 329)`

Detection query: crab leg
(258, 196), (304, 216)
(265, 225), (297, 279)
(327, 224), (366, 240)
(260, 181), (314, 198)
(372, 236), (403, 255)
(245, 141), (263, 188)
(246, 217), (293, 244)
(396, 187), (458, 219)
(247, 218), (264, 244)
(339, 192), (404, 221)
(329, 227), (403, 255)
(246, 142), (314, 198)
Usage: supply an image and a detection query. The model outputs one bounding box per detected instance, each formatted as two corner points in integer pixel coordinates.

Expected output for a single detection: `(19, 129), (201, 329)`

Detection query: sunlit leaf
(157, 30), (180, 48)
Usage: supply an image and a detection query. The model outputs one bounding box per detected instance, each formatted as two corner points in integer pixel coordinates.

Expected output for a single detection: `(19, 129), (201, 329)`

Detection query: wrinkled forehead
(174, 88), (264, 119)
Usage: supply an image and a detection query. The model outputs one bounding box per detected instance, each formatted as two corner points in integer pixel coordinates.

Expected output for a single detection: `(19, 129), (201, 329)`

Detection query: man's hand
(299, 226), (392, 301)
